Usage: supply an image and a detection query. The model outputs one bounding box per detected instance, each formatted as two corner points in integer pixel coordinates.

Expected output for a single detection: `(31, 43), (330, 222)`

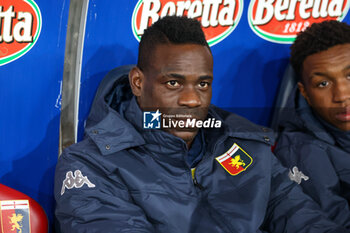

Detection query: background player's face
(131, 43), (213, 147)
(298, 43), (350, 131)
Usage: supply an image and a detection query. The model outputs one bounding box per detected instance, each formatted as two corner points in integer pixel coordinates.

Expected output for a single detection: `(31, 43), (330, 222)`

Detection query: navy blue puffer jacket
(275, 87), (350, 229)
(55, 66), (347, 233)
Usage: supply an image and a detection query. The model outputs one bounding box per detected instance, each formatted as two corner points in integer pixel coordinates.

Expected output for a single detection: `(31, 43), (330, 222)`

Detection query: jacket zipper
(192, 168), (205, 190)
(191, 134), (227, 190)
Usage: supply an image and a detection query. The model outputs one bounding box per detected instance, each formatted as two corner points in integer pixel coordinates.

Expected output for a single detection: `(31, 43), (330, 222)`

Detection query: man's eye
(346, 74), (350, 80)
(198, 81), (210, 88)
(317, 81), (329, 88)
(166, 80), (180, 87)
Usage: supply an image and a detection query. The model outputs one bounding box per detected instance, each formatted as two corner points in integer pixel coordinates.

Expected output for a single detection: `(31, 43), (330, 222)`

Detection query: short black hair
(290, 20), (350, 81)
(137, 16), (210, 71)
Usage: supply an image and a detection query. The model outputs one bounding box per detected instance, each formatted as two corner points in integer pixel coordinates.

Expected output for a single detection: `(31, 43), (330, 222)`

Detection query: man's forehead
(150, 43), (213, 71)
(159, 73), (213, 81)
(305, 44), (350, 62)
(302, 44), (350, 75)
(153, 43), (211, 56)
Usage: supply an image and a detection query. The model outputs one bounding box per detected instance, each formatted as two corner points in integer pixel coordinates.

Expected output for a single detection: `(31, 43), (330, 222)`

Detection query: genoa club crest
(0, 200), (31, 233)
(216, 143), (253, 176)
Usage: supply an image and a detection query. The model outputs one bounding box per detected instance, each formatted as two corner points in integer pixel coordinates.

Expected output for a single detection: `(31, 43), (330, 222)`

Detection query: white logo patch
(288, 166), (309, 184)
(61, 170), (96, 195)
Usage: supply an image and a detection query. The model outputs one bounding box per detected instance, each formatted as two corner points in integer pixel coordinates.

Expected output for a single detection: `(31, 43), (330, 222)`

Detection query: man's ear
(129, 67), (144, 97)
(297, 81), (310, 104)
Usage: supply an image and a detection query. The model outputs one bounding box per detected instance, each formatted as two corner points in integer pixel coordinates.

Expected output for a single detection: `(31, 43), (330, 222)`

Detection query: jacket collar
(85, 99), (146, 155)
(280, 88), (338, 145)
(316, 113), (350, 153)
(296, 93), (336, 145)
(207, 105), (275, 146)
(124, 98), (274, 165)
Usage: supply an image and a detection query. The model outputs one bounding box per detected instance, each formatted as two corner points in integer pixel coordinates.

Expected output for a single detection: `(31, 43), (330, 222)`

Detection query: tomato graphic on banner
(132, 0), (243, 46)
(0, 0), (42, 66)
(0, 200), (31, 233)
(248, 0), (350, 43)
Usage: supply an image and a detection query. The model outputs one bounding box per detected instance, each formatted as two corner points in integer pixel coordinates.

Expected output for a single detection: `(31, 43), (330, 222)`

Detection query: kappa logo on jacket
(288, 166), (309, 184)
(216, 143), (253, 175)
(61, 170), (96, 195)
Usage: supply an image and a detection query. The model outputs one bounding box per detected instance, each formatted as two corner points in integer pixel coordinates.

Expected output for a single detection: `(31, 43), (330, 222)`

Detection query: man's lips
(335, 106), (350, 122)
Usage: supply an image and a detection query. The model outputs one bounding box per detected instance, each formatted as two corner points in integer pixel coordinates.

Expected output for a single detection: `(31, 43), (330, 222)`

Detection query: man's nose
(178, 86), (201, 108)
(333, 81), (350, 103)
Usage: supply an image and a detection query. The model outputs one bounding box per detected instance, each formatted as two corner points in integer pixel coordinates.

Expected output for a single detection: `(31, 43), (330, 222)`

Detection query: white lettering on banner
(0, 6), (33, 43)
(282, 21), (310, 33)
(253, 0), (345, 25)
(137, 0), (236, 35)
(138, 0), (161, 35)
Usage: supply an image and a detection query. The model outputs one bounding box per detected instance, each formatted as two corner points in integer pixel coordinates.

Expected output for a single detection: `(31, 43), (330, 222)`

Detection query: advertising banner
(0, 0), (69, 229)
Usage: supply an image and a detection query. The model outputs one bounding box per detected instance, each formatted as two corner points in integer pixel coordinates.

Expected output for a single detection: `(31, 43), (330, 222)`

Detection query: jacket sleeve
(274, 138), (350, 229)
(54, 150), (155, 233)
(261, 154), (349, 233)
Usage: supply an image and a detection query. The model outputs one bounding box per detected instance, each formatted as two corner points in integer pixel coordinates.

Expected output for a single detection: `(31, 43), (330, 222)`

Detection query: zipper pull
(191, 168), (205, 190)
(193, 176), (205, 190)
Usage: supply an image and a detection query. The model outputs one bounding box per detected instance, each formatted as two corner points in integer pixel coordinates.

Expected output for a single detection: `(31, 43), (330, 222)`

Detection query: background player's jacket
(274, 88), (350, 229)
(55, 66), (347, 233)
